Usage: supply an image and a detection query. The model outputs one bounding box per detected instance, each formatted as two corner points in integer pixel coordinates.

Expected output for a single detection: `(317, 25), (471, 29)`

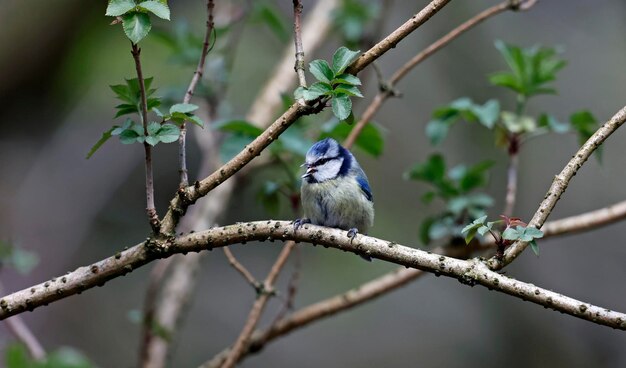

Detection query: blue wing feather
(356, 175), (373, 202)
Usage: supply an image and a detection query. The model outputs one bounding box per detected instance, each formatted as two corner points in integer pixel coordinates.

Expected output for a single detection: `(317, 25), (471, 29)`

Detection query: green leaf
(319, 120), (384, 157)
(502, 227), (520, 240)
(252, 1), (290, 42)
(11, 248), (39, 275)
(122, 12), (152, 44)
(309, 60), (334, 83)
(331, 47), (360, 75)
(213, 120), (263, 136)
(119, 126), (143, 144)
(46, 347), (94, 368)
(187, 114), (204, 128)
(145, 135), (160, 146)
(86, 127), (115, 159)
(333, 73), (362, 86)
(334, 84), (363, 97)
(529, 240), (540, 256)
(501, 111), (536, 134)
(147, 121), (161, 135)
(472, 99), (500, 129)
(6, 344), (30, 368)
(538, 113), (570, 133)
(419, 217), (435, 245)
(570, 110), (602, 162)
(169, 103), (199, 114)
(220, 135), (255, 162)
(111, 119), (133, 135)
(106, 0), (136, 16)
(425, 118), (452, 146)
(302, 82), (333, 101)
(293, 86), (306, 100)
(156, 124), (181, 143)
(524, 227), (544, 239)
(405, 154), (446, 183)
(331, 94), (352, 121)
(137, 1), (170, 20)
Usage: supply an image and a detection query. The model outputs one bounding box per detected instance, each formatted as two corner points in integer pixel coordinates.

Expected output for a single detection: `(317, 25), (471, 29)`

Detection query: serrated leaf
(331, 94), (352, 121)
(170, 103), (199, 114)
(86, 127), (115, 159)
(138, 1), (170, 20)
(502, 227), (520, 240)
(111, 119), (133, 135)
(106, 0), (137, 16)
(333, 73), (361, 86)
(187, 114), (204, 128)
(119, 129), (142, 144)
(302, 82), (332, 101)
(309, 60), (334, 83)
(156, 124), (181, 143)
(147, 121), (161, 135)
(331, 47), (360, 75)
(114, 103), (139, 118)
(122, 12), (152, 44)
(477, 225), (491, 236)
(145, 135), (160, 146)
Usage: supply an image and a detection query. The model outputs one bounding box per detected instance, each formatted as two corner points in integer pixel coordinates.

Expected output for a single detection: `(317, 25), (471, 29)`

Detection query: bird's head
(301, 138), (351, 183)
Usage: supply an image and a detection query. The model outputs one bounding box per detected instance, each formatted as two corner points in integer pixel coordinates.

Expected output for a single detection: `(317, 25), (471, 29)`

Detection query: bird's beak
(301, 164), (316, 179)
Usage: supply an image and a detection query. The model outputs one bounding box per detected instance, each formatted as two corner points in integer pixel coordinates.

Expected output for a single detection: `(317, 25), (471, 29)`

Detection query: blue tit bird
(295, 138), (374, 260)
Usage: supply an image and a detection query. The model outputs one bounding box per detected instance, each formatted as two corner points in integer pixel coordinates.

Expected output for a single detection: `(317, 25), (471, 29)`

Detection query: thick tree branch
(491, 104), (626, 268)
(131, 43), (160, 232)
(2, 222), (625, 331)
(159, 0), (452, 235)
(178, 0), (215, 188)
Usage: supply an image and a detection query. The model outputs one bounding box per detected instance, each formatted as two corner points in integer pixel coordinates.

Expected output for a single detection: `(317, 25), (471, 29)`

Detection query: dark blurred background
(1, 0), (625, 367)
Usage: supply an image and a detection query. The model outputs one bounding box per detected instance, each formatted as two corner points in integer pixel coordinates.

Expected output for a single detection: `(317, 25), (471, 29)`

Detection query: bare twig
(491, 104), (626, 269)
(503, 140), (520, 217)
(221, 241), (296, 368)
(272, 246), (301, 324)
(131, 43), (160, 232)
(3, 315), (46, 360)
(292, 0), (307, 88)
(178, 0), (215, 188)
(542, 199), (626, 237)
(223, 247), (260, 291)
(344, 0), (518, 148)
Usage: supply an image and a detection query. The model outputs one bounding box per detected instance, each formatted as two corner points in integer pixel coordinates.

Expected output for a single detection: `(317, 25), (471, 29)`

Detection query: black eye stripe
(313, 156), (339, 166)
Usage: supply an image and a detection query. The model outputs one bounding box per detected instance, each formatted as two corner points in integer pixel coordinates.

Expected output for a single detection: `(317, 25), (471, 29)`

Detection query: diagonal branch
(223, 247), (260, 291)
(491, 104), (626, 269)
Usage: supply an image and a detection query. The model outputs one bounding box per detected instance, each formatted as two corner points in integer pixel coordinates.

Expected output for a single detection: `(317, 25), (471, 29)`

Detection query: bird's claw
(347, 228), (358, 241)
(293, 218), (311, 231)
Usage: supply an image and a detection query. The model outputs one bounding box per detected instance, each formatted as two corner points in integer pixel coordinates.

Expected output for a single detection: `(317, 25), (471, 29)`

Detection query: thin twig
(272, 246), (301, 325)
(3, 316), (46, 360)
(223, 247), (260, 291)
(178, 0), (215, 188)
(131, 43), (160, 232)
(344, 0), (519, 148)
(503, 140), (519, 217)
(292, 0), (307, 88)
(221, 241), (296, 368)
(491, 105), (626, 269)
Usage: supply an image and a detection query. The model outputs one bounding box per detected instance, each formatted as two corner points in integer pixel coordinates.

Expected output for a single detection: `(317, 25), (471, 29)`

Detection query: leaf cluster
(295, 47), (363, 121)
(405, 154), (494, 244)
(106, 0), (171, 44)
(461, 215), (544, 255)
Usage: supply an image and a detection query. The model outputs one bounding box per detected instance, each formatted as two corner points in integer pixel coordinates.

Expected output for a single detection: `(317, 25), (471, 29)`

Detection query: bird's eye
(313, 157), (332, 166)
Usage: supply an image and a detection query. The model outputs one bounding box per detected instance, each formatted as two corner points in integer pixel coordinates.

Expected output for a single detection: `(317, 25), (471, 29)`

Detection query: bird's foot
(347, 228), (358, 241)
(293, 218), (311, 231)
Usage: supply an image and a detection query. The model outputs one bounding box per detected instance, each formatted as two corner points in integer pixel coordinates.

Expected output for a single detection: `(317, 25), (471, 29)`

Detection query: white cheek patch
(313, 158), (343, 182)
